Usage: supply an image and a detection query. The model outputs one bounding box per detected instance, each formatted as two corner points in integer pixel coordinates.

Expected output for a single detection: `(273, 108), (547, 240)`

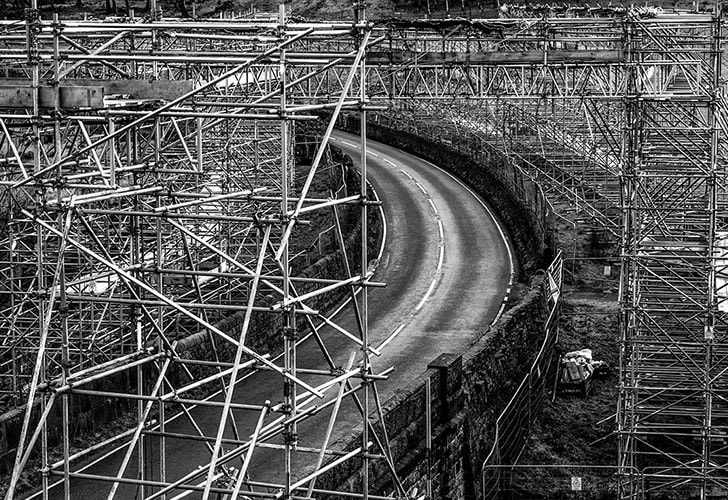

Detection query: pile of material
(558, 348), (608, 397)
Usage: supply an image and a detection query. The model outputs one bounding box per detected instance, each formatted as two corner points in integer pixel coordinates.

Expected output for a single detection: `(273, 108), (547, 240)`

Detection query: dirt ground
(510, 201), (622, 499)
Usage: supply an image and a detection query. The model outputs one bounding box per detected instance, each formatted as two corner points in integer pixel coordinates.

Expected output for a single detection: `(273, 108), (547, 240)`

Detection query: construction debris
(558, 348), (608, 398)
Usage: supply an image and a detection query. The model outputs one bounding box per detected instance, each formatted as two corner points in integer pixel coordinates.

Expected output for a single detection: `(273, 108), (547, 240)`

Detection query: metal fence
(481, 252), (564, 499)
(482, 465), (638, 499)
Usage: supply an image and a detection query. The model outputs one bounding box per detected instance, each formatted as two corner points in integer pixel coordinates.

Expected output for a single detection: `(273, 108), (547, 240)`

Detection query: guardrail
(482, 464), (642, 499)
(481, 250), (564, 499)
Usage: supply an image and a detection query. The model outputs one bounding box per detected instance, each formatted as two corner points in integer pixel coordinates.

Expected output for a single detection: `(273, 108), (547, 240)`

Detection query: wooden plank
(0, 85), (104, 109)
(0, 79), (194, 109)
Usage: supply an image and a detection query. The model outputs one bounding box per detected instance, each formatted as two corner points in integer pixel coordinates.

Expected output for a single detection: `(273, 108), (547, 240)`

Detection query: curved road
(39, 132), (513, 499)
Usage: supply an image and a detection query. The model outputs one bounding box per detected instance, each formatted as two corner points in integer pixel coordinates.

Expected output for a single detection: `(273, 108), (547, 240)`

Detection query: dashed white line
(417, 157), (515, 326)
(376, 149), (446, 345)
(428, 198), (438, 215)
(336, 133), (514, 344)
(377, 323), (406, 351)
(406, 176), (445, 314)
(415, 276), (439, 312)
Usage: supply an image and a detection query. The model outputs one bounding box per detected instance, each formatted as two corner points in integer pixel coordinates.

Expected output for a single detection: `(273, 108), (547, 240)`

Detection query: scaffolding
(0, 5), (726, 499)
(0, 4), (404, 499)
(619, 13), (728, 498)
(363, 10), (728, 498)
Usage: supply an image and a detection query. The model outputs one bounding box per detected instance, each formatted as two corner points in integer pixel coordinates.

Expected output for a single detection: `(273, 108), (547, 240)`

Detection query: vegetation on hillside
(4, 0), (708, 22)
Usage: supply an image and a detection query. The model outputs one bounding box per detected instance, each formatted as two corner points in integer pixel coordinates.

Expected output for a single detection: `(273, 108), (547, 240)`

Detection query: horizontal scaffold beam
(367, 49), (625, 65)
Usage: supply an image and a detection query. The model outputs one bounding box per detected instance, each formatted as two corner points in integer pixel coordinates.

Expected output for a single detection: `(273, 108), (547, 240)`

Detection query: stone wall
(316, 276), (549, 500)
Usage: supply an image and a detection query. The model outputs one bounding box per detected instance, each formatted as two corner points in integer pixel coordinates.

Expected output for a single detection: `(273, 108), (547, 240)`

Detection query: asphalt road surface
(36, 131), (513, 499)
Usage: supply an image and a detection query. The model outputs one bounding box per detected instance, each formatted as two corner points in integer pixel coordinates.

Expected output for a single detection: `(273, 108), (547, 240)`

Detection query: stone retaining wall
(310, 120), (557, 499)
(317, 276), (550, 500)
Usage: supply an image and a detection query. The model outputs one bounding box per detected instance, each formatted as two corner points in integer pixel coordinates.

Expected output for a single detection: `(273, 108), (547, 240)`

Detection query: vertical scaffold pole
(618, 13), (638, 500)
(51, 13), (72, 500)
(355, 2), (370, 498)
(279, 5), (296, 499)
(702, 8), (722, 498)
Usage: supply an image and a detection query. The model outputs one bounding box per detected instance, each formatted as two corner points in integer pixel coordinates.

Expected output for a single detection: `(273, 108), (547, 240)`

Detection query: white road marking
(351, 143), (447, 344)
(338, 134), (514, 340)
(437, 240), (445, 272)
(417, 157), (515, 326)
(428, 198), (438, 215)
(377, 323), (407, 351)
(415, 276), (439, 312)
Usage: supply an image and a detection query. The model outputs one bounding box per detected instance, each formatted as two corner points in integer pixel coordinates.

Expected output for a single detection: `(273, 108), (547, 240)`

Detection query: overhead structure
(0, 5), (725, 499)
(0, 5), (400, 500)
